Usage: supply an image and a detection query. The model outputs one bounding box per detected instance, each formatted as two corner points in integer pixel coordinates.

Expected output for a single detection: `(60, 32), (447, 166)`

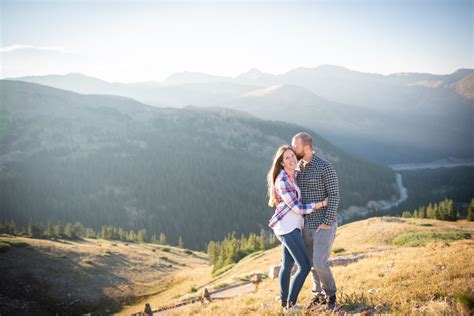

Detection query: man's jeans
(278, 228), (312, 305)
(302, 221), (337, 297)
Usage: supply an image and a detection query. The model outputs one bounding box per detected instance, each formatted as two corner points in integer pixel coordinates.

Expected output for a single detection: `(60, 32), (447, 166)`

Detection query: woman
(267, 145), (327, 311)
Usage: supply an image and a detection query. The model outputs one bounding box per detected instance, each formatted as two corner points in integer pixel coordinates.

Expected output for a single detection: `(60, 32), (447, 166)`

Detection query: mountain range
(12, 65), (473, 164)
(0, 80), (397, 249)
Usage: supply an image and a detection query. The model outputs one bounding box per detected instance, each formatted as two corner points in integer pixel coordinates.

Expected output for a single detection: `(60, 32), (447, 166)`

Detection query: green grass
(393, 231), (471, 247)
(333, 247), (345, 254)
(456, 290), (474, 313)
(0, 238), (29, 252)
(212, 263), (235, 277)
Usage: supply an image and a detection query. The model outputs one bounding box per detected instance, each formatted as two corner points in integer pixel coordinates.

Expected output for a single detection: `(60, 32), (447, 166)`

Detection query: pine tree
(258, 228), (266, 251)
(445, 199), (457, 221)
(128, 230), (136, 242)
(46, 223), (54, 239)
(268, 233), (278, 248)
(402, 211), (411, 218)
(64, 223), (76, 239)
(137, 229), (148, 243)
(53, 223), (62, 239)
(159, 232), (167, 245)
(427, 203), (434, 219)
(418, 206), (426, 219)
(73, 222), (85, 238)
(27, 218), (33, 237)
(207, 241), (218, 266)
(433, 204), (440, 220)
(85, 228), (96, 238)
(467, 198), (474, 221)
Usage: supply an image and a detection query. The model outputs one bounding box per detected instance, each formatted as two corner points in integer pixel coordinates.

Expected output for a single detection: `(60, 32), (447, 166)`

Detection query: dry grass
(2, 217), (473, 315)
(150, 217), (474, 315)
(0, 236), (208, 314)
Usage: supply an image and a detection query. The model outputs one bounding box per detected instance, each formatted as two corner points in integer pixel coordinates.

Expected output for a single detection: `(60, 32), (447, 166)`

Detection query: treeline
(401, 198), (474, 221)
(398, 167), (474, 212)
(0, 81), (398, 250)
(207, 229), (278, 273)
(0, 219), (183, 246)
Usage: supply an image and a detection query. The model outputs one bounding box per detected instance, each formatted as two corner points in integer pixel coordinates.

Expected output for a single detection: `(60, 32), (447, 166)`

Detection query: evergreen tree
(27, 218), (33, 237)
(118, 228), (127, 241)
(64, 223), (77, 239)
(73, 222), (85, 237)
(137, 229), (148, 243)
(46, 223), (54, 239)
(467, 198), (474, 221)
(53, 223), (62, 238)
(446, 199), (457, 221)
(207, 241), (218, 266)
(427, 203), (434, 219)
(402, 211), (411, 218)
(268, 233), (278, 248)
(85, 228), (96, 238)
(433, 204), (440, 220)
(128, 230), (136, 242)
(258, 228), (266, 251)
(418, 206), (426, 219)
(159, 232), (167, 245)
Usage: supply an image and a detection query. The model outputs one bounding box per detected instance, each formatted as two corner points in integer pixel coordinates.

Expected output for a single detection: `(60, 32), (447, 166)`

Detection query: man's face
(291, 137), (305, 159)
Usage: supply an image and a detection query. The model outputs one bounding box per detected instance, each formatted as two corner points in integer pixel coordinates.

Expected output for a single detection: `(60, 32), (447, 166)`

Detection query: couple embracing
(267, 132), (339, 312)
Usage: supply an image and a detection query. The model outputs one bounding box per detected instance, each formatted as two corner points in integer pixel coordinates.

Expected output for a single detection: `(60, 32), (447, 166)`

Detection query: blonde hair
(267, 145), (295, 207)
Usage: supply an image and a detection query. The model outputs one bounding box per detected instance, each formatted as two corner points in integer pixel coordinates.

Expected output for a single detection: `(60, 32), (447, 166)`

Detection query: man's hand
(316, 224), (331, 232)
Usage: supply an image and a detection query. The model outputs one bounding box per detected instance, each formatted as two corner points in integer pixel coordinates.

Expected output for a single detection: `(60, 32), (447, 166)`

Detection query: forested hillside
(0, 80), (397, 249)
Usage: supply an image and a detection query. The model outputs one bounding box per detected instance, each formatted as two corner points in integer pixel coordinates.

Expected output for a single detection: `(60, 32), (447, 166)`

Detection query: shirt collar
(298, 151), (316, 169)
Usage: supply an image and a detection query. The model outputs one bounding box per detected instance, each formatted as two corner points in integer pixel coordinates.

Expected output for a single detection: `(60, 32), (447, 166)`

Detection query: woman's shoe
(284, 303), (302, 314)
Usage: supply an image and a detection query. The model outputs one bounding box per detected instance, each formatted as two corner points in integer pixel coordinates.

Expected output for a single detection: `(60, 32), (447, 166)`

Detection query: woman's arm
(275, 178), (326, 215)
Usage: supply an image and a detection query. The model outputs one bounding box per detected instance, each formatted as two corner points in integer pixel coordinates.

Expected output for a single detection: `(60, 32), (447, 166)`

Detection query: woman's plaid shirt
(296, 153), (340, 228)
(268, 169), (318, 228)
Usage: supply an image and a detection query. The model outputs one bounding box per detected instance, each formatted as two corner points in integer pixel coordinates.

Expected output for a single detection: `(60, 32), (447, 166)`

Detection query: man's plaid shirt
(296, 152), (340, 228)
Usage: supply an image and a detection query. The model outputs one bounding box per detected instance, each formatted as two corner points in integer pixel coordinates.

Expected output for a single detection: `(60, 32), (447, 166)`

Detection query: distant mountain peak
(163, 71), (230, 85)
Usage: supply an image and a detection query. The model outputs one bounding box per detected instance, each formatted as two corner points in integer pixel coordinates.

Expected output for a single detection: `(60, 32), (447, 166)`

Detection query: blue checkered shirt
(296, 153), (340, 228)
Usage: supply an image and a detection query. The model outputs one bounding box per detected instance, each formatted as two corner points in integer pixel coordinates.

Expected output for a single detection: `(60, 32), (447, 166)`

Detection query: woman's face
(281, 149), (297, 171)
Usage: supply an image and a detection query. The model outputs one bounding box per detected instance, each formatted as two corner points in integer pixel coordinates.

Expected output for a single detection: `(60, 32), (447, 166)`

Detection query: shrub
(393, 231), (471, 247)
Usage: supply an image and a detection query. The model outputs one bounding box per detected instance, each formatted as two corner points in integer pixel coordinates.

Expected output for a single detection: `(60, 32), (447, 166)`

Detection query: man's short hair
(294, 132), (312, 148)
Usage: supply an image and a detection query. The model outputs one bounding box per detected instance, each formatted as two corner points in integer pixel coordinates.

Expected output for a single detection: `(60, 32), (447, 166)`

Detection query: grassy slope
(0, 236), (209, 314)
(146, 217), (474, 315)
(1, 217), (472, 315)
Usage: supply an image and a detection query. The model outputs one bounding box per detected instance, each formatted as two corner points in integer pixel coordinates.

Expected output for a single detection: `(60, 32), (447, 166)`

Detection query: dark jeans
(278, 228), (312, 305)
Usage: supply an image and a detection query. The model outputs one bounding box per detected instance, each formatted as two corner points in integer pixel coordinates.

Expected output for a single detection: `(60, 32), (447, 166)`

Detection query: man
(292, 132), (339, 310)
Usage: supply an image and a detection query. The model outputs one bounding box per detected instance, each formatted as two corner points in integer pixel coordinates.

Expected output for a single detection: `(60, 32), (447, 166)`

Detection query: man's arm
(322, 163), (339, 226)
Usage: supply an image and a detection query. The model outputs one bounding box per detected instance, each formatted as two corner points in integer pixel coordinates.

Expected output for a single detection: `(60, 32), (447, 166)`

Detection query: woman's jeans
(278, 228), (311, 305)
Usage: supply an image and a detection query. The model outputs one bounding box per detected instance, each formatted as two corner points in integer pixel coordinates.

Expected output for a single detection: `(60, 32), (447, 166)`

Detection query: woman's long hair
(267, 145), (295, 207)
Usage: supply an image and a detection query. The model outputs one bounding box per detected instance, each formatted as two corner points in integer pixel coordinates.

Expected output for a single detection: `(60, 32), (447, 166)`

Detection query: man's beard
(295, 152), (304, 160)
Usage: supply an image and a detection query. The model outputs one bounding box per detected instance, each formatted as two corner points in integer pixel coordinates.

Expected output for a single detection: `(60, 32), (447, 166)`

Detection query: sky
(1, 0), (473, 82)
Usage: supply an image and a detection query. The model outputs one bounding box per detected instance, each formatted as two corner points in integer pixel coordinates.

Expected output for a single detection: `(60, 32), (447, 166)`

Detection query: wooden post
(144, 303), (153, 315)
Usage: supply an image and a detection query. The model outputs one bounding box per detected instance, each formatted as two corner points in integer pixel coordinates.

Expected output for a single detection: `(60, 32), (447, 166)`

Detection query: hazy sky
(1, 0), (473, 82)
